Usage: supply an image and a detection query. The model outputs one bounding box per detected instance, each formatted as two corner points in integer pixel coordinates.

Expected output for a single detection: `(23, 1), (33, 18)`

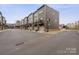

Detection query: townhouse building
(27, 4), (59, 32)
(17, 4), (59, 32)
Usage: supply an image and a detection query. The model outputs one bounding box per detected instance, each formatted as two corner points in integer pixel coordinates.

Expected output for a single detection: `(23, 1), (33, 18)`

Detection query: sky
(0, 4), (79, 25)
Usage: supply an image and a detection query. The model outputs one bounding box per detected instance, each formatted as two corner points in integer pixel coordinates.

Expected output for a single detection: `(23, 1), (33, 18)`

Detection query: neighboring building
(67, 23), (75, 29)
(66, 21), (79, 30)
(15, 20), (21, 29)
(75, 21), (79, 29)
(6, 23), (15, 29)
(20, 17), (28, 29)
(0, 11), (6, 30)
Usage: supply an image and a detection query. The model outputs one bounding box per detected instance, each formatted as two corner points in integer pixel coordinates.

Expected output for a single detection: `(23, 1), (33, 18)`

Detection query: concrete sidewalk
(24, 29), (64, 35)
(0, 29), (10, 32)
(37, 29), (65, 34)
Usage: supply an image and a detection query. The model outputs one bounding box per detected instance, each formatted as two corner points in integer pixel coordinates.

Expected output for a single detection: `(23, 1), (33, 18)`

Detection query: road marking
(16, 42), (24, 46)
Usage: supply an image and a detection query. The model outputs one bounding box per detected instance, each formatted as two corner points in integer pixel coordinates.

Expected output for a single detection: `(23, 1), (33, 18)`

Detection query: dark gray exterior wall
(28, 13), (34, 30)
(28, 13), (34, 24)
(45, 5), (59, 29)
(20, 5), (59, 31)
(33, 5), (46, 31)
(33, 5), (59, 31)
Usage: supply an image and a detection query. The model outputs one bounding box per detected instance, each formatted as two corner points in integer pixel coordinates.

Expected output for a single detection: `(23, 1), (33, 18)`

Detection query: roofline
(33, 4), (47, 14)
(27, 13), (33, 17)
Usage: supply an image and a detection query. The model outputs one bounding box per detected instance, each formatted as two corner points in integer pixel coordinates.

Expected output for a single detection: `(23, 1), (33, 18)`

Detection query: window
(28, 15), (33, 23)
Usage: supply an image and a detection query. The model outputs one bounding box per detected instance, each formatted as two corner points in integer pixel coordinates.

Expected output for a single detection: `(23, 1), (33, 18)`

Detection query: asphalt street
(0, 29), (79, 55)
